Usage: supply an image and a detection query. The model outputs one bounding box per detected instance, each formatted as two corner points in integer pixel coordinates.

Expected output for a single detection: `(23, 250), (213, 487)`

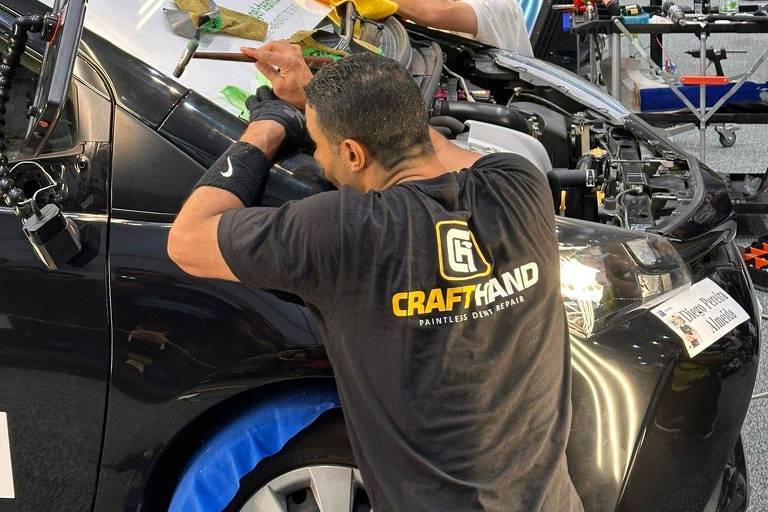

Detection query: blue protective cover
(519, 0), (544, 33)
(639, 81), (768, 112)
(621, 13), (650, 23)
(168, 385), (341, 512)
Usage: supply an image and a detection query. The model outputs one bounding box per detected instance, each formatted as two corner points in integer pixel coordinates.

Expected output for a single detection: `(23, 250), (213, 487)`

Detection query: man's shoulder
(465, 152), (552, 205)
(291, 189), (344, 211)
(297, 187), (379, 222)
(469, 152), (546, 178)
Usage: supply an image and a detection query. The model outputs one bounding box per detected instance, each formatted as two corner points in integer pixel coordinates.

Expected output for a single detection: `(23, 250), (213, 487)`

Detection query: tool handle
(192, 52), (334, 66)
(193, 52), (254, 62)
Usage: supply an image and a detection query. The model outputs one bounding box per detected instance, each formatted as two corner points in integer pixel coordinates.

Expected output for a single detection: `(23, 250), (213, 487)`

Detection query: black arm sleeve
(196, 142), (271, 207)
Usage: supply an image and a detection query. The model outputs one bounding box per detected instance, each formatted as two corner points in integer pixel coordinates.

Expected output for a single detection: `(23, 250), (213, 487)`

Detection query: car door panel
(94, 104), (332, 510)
(0, 66), (111, 510)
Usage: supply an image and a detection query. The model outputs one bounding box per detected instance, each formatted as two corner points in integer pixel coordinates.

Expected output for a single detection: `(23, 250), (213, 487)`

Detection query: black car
(0, 1), (760, 511)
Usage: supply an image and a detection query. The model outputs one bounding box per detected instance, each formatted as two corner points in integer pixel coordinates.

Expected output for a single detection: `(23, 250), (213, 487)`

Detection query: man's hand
(245, 86), (309, 149)
(242, 41), (313, 110)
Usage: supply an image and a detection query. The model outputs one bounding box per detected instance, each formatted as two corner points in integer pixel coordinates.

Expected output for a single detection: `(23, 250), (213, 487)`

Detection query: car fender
(168, 383), (341, 512)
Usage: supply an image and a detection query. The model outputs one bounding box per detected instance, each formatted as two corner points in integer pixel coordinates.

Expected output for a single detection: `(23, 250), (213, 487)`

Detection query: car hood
(491, 49), (630, 123)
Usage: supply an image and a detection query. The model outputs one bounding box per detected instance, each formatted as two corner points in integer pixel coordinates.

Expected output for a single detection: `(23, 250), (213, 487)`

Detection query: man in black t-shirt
(168, 43), (583, 512)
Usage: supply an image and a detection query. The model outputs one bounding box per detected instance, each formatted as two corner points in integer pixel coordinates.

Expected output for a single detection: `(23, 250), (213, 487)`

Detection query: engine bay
(370, 21), (705, 235)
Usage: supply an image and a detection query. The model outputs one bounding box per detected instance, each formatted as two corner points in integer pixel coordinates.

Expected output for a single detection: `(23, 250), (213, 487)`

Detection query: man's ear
(340, 139), (369, 172)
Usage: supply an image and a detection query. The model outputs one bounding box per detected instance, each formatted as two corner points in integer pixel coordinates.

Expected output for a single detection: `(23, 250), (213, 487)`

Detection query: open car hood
(492, 49), (629, 123)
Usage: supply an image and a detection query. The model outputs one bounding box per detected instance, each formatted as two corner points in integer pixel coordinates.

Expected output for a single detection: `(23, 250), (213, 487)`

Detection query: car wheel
(223, 409), (372, 512)
(718, 131), (737, 147)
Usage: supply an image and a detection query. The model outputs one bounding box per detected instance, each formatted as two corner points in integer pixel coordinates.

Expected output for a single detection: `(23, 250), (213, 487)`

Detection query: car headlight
(557, 218), (691, 337)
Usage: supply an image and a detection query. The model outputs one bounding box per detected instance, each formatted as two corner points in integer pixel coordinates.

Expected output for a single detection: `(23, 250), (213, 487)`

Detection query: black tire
(223, 409), (367, 511)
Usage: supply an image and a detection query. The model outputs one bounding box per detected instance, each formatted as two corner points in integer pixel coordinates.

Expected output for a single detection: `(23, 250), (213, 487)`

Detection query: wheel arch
(140, 377), (341, 512)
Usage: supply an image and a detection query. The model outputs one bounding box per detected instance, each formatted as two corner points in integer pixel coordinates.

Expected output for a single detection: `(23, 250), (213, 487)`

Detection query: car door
(0, 33), (113, 511)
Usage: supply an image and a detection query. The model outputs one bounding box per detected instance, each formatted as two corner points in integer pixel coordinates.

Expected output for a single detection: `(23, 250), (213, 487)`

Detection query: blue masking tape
(168, 384), (341, 512)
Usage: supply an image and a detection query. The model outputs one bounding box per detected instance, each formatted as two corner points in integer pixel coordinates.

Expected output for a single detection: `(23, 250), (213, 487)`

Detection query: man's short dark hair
(304, 53), (434, 170)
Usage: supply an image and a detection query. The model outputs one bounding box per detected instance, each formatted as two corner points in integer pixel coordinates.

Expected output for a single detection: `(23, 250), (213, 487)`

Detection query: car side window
(3, 55), (77, 156)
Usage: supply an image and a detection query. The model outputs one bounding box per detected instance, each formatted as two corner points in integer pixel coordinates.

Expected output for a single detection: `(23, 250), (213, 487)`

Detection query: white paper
(651, 278), (750, 358)
(0, 413), (14, 499)
(42, 0), (331, 113)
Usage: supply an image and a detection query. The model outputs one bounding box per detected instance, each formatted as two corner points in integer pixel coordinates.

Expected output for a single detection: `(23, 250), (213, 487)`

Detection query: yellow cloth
(289, 29), (380, 56)
(175, 0), (268, 41)
(320, 0), (399, 24)
(289, 30), (350, 57)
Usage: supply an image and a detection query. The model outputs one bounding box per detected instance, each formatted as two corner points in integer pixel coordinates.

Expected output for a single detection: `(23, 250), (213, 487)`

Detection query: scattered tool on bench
(684, 47), (747, 76)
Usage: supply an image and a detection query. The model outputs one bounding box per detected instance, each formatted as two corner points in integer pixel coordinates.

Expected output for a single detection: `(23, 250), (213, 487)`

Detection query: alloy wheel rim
(240, 465), (371, 512)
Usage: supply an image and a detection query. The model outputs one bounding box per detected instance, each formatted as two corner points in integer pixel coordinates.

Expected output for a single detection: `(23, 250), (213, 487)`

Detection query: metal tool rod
(336, 2), (355, 52)
(612, 19), (702, 118)
(173, 38), (200, 78)
(589, 33), (597, 83)
(610, 32), (621, 99)
(664, 124), (697, 137)
(699, 32), (707, 162)
(576, 33), (582, 77)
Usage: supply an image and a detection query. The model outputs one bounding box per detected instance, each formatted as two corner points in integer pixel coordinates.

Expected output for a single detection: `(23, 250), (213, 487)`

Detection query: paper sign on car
(651, 278), (750, 358)
(0, 412), (13, 499)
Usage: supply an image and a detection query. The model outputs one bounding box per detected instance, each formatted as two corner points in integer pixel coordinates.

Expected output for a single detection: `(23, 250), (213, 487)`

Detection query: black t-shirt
(218, 153), (584, 512)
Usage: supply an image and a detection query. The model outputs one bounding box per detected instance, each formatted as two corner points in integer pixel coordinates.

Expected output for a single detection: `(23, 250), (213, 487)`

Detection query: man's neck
(370, 155), (450, 191)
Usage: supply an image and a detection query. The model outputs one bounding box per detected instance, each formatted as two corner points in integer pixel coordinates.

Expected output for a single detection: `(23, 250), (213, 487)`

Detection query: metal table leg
(611, 33), (621, 99)
(589, 33), (597, 84)
(577, 33), (582, 78)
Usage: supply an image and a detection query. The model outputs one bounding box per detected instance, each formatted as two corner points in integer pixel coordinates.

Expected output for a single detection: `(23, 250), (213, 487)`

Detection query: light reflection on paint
(573, 337), (639, 470)
(571, 342), (623, 482)
(569, 333), (640, 485)
(138, 0), (168, 30)
(571, 356), (604, 469)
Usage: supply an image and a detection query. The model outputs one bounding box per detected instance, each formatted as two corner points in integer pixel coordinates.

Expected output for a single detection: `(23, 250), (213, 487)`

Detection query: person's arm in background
(395, 0), (478, 35)
(429, 127), (481, 170)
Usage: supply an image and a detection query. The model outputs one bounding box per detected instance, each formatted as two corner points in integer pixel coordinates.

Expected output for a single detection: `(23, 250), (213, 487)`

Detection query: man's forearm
(175, 121), (284, 224)
(239, 121), (286, 158)
(167, 121), (285, 279)
(178, 122), (285, 217)
(396, 0), (477, 35)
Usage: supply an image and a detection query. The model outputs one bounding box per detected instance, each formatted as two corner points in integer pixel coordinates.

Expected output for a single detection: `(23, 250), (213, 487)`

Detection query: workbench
(570, 16), (768, 162)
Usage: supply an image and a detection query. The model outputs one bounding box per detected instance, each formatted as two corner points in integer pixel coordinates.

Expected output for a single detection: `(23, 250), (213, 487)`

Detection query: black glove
(246, 86), (310, 149)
